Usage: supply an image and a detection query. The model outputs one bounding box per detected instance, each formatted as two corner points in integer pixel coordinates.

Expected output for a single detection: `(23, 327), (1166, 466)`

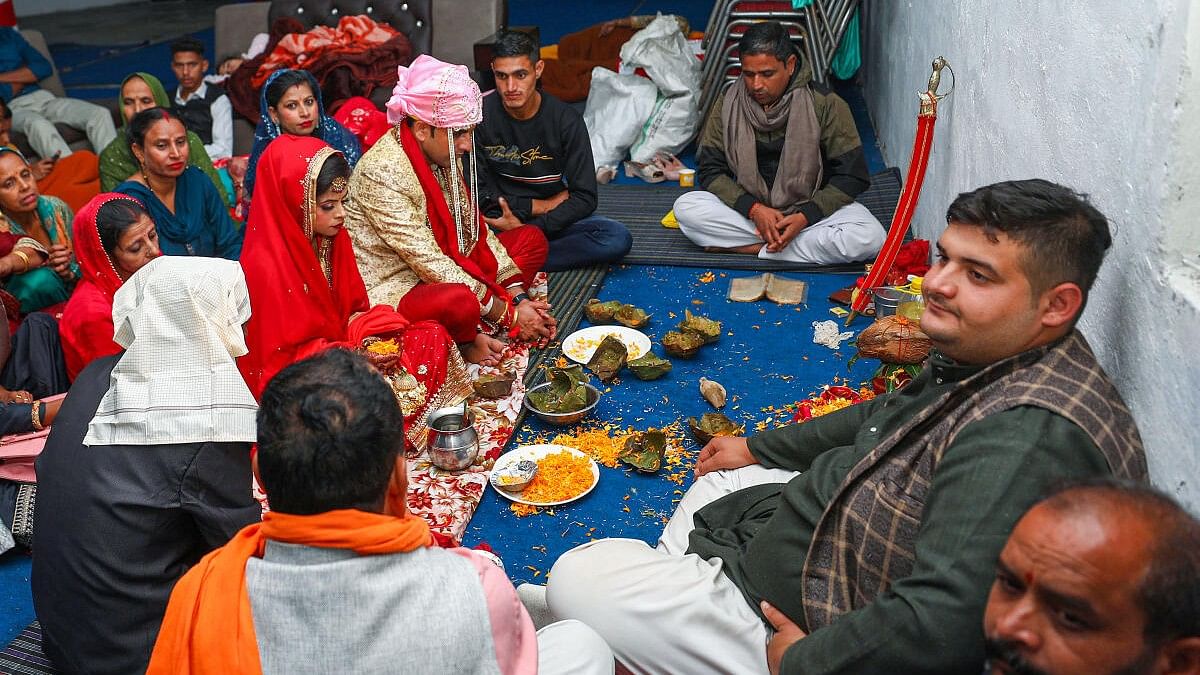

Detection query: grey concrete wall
(15, 0), (138, 16)
(863, 0), (1200, 509)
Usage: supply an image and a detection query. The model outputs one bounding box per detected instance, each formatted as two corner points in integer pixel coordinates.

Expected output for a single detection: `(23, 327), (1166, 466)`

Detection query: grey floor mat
(598, 167), (903, 272)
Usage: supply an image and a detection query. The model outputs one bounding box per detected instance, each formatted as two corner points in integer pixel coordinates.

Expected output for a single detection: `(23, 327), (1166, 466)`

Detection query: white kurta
(674, 191), (885, 265)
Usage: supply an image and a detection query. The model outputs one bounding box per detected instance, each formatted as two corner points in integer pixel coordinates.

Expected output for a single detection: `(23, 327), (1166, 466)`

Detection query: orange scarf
(146, 507), (432, 674)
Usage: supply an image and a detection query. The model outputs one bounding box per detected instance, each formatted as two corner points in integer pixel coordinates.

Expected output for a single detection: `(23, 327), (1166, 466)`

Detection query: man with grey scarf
(674, 22), (884, 265)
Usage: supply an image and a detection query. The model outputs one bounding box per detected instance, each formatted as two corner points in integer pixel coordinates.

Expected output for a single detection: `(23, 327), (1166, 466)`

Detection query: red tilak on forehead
(1025, 571), (1034, 585)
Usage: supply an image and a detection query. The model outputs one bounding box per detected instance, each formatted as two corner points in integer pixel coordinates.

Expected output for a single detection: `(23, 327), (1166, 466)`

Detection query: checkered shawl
(799, 330), (1147, 630)
(84, 257), (258, 446)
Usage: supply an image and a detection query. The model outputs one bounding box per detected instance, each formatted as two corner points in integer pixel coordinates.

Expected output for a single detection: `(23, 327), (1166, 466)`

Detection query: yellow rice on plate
(564, 332), (647, 362)
(517, 450), (595, 504)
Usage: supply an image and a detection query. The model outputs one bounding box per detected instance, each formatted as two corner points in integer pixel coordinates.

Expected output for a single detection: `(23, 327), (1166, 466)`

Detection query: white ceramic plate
(490, 444), (600, 506)
(562, 326), (651, 364)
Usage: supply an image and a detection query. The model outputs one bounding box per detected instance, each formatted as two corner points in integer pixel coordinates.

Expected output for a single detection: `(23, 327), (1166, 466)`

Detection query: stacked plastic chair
(696, 0), (861, 126)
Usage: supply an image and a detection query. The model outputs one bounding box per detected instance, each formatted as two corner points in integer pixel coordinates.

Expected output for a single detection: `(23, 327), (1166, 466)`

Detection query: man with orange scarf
(148, 349), (613, 674)
(345, 55), (556, 366)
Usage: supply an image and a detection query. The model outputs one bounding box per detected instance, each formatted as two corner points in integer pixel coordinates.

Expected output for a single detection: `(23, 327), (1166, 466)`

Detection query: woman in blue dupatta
(0, 147), (80, 313)
(114, 108), (242, 260)
(243, 69), (362, 198)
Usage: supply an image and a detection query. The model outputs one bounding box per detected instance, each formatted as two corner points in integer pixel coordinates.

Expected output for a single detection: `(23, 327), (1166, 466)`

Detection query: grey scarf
(722, 78), (823, 213)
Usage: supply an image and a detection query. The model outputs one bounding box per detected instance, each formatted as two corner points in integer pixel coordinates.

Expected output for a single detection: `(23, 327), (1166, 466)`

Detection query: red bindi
(1024, 571), (1034, 585)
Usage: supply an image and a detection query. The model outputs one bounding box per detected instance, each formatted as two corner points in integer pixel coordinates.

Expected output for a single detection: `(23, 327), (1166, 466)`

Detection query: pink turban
(386, 54), (483, 128)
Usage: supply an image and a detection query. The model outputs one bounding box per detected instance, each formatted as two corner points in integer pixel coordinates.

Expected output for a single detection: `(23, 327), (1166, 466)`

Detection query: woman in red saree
(238, 134), (470, 446)
(59, 194), (160, 380)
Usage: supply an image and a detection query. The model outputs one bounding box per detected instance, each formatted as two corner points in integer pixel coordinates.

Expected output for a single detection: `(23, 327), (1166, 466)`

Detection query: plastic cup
(678, 168), (696, 187)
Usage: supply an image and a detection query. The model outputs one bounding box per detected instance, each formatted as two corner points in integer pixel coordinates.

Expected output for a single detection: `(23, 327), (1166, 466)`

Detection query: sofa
(215, 0), (507, 155)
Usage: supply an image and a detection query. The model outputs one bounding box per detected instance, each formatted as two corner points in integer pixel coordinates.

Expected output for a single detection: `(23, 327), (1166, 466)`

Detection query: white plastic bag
(628, 90), (699, 164)
(583, 67), (658, 170)
(619, 14), (701, 97)
(584, 14), (702, 172)
(622, 14), (702, 166)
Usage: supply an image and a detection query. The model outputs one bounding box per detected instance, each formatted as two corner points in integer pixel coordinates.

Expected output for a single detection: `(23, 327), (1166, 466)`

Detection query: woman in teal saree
(0, 148), (78, 313)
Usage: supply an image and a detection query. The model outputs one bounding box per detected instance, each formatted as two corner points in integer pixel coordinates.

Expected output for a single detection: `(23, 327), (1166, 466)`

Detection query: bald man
(984, 479), (1200, 675)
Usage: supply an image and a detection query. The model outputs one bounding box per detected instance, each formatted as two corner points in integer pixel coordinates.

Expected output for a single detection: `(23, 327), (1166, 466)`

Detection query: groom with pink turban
(345, 55), (555, 365)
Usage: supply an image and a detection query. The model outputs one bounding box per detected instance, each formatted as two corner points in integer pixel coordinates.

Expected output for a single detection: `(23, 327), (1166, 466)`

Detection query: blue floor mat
(0, 552), (33, 646)
(463, 263), (880, 583)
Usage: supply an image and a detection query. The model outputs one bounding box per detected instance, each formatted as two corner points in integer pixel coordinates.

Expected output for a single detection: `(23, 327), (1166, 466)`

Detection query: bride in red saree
(238, 134), (471, 447)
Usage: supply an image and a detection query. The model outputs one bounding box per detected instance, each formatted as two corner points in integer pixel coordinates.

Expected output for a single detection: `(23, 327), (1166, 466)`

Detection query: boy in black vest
(170, 37), (232, 160)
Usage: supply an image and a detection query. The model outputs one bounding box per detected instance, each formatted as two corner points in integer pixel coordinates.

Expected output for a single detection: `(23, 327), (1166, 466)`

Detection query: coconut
(856, 316), (932, 364)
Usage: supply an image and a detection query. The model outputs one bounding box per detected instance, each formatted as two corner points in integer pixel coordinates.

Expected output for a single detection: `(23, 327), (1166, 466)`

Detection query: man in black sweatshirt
(474, 30), (632, 271)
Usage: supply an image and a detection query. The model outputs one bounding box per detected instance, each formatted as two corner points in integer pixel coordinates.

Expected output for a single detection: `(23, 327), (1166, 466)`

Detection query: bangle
(31, 402), (43, 431)
(483, 295), (507, 321)
(504, 299), (517, 328)
(506, 300), (521, 337)
(511, 292), (530, 307)
(12, 250), (30, 273)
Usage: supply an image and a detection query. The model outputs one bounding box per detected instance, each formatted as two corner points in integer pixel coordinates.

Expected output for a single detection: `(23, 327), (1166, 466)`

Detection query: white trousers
(538, 619), (615, 675)
(674, 191), (885, 265)
(546, 465), (798, 675)
(8, 89), (117, 159)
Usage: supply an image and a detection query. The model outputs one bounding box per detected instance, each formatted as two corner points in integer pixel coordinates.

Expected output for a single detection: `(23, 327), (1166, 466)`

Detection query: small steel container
(426, 404), (480, 471)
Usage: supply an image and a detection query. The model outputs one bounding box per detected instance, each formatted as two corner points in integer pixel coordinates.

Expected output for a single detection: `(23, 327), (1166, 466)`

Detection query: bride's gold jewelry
(390, 369), (427, 416)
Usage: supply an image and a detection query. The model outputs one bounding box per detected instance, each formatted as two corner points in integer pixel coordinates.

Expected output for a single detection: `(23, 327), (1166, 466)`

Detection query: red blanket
(227, 16), (412, 122)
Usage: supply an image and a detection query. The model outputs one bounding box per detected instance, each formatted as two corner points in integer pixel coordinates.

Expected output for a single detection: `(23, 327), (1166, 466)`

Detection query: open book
(727, 273), (808, 304)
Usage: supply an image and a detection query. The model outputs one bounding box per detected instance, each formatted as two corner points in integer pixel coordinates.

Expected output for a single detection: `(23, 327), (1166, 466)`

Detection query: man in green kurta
(544, 179), (1149, 674)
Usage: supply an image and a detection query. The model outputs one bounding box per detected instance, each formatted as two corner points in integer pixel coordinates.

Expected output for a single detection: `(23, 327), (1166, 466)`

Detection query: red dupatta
(238, 134), (408, 398)
(395, 122), (510, 308)
(59, 193), (144, 380)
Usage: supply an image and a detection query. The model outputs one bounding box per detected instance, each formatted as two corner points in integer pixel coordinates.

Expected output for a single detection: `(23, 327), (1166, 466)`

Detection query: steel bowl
(872, 287), (923, 318)
(522, 381), (602, 427)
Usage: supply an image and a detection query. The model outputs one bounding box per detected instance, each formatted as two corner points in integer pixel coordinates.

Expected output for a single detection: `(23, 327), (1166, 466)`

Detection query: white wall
(14, 0), (137, 16)
(864, 0), (1200, 510)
